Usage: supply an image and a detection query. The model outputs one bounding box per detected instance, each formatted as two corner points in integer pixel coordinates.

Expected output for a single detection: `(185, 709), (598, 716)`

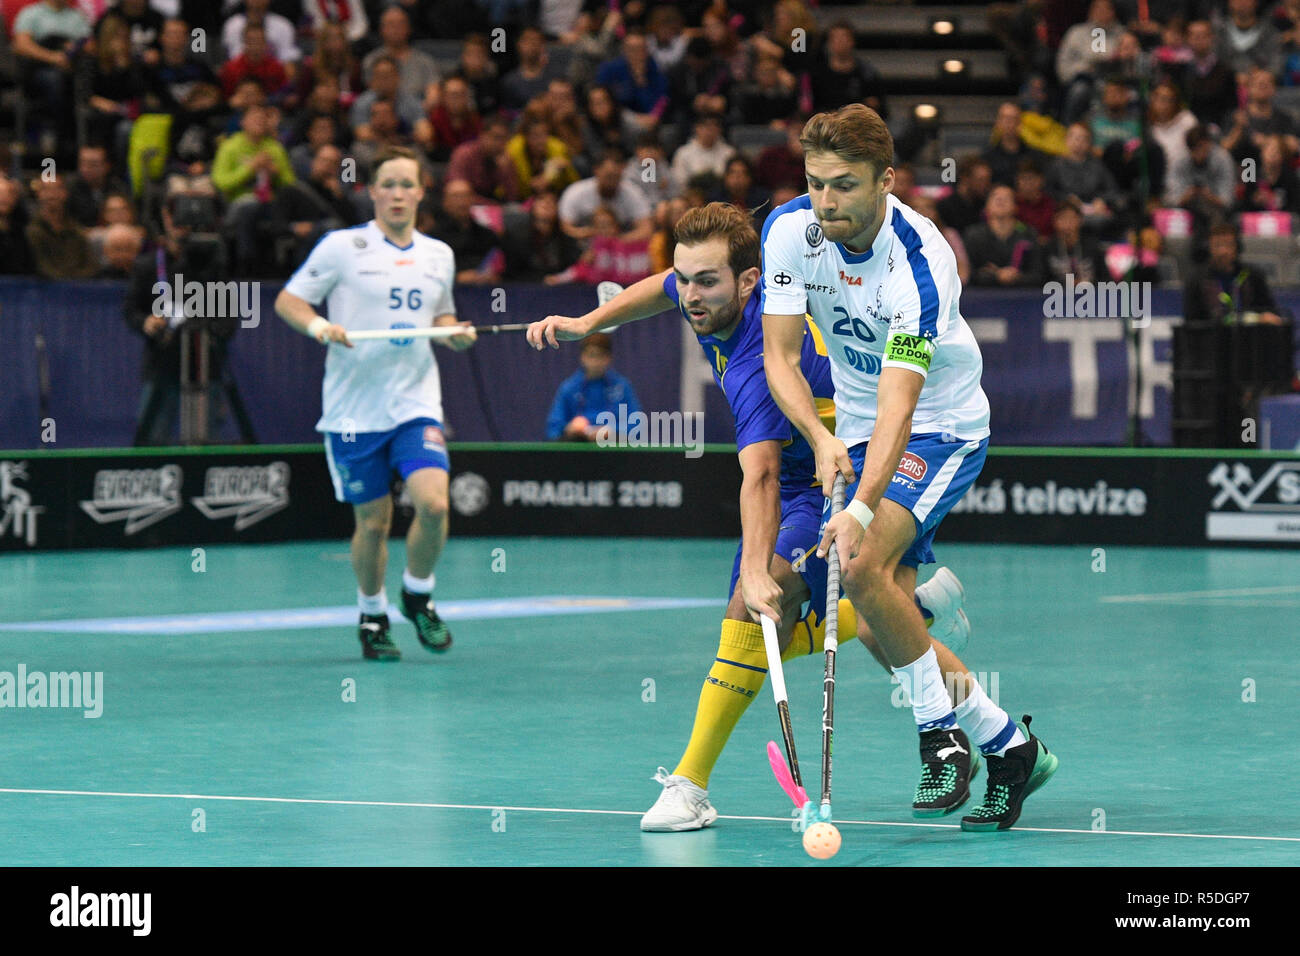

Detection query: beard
(687, 293), (743, 336)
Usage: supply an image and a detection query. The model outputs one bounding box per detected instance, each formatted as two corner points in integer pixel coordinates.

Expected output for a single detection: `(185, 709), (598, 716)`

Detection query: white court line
(1101, 584), (1300, 604)
(1, 787), (1296, 843)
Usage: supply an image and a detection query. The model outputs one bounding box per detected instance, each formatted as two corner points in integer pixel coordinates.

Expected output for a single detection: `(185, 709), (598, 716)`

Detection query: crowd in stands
(1, 0), (1300, 299)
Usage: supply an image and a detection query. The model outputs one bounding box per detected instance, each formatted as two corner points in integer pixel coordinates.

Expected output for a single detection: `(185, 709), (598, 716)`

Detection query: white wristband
(844, 499), (874, 531)
(306, 316), (330, 341)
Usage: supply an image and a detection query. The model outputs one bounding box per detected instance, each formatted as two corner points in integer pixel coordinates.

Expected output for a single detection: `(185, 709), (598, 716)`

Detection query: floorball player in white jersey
(761, 104), (1058, 831)
(274, 145), (477, 662)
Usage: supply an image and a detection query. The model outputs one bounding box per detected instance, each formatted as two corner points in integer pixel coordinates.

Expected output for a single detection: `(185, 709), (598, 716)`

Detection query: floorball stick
(343, 323), (533, 341)
(760, 615), (808, 809)
(804, 472), (846, 829)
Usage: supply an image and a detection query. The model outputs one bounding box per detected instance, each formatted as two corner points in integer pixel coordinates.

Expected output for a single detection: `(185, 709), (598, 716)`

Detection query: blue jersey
(663, 272), (834, 492)
(546, 368), (642, 439)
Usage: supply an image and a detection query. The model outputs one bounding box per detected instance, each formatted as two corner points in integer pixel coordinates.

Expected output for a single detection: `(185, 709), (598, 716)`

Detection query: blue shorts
(821, 433), (988, 567)
(324, 417), (449, 504)
(729, 484), (830, 623)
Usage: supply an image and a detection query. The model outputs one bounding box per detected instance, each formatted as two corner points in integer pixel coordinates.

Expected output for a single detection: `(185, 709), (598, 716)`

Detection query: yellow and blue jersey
(662, 272), (834, 493)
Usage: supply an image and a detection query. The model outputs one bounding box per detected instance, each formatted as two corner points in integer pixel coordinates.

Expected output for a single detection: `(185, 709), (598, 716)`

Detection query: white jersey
(761, 193), (990, 445)
(284, 221), (458, 433)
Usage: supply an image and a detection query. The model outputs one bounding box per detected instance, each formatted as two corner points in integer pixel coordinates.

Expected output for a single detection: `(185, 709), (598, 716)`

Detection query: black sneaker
(961, 715), (1059, 832)
(359, 613), (400, 661)
(913, 727), (981, 817)
(401, 588), (452, 653)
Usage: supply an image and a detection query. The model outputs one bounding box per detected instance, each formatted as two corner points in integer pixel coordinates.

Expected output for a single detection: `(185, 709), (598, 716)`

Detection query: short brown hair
(672, 201), (760, 278)
(369, 145), (420, 181)
(800, 104), (894, 178)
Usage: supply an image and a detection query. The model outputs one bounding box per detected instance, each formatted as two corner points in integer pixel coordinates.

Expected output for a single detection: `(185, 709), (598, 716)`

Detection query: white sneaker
(640, 767), (719, 831)
(916, 567), (972, 654)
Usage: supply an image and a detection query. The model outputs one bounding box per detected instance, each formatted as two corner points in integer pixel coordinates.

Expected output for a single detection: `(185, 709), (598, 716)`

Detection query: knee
(842, 559), (893, 609)
(354, 513), (391, 540)
(412, 493), (447, 523)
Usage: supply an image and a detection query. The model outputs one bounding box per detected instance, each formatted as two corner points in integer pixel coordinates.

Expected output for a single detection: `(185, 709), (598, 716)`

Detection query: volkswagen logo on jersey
(389, 321), (415, 346)
(805, 223), (824, 247)
(352, 236), (367, 248)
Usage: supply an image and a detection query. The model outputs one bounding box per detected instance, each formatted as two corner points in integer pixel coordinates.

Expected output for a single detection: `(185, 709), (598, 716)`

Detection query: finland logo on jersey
(389, 321), (415, 346)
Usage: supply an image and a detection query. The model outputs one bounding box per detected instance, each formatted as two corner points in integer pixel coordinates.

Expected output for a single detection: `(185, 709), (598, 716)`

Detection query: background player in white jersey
(762, 105), (1058, 831)
(274, 146), (477, 662)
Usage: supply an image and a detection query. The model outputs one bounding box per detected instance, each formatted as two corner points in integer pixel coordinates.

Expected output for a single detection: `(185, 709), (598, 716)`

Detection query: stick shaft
(760, 615), (803, 789)
(821, 473), (846, 809)
(342, 323), (531, 341)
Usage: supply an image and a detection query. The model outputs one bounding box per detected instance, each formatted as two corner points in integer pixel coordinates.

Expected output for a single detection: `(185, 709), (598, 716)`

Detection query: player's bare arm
(736, 439), (784, 624)
(762, 311), (854, 495)
(527, 269), (674, 349)
(275, 288), (353, 347)
(433, 312), (477, 351)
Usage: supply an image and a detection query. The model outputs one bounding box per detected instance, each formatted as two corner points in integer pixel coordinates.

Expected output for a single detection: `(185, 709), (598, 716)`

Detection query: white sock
(358, 588), (387, 616)
(892, 647), (956, 730)
(953, 679), (1026, 756)
(403, 569), (434, 595)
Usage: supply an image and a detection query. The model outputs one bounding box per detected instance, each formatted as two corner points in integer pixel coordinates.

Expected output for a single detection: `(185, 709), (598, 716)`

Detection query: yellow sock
(673, 620), (769, 788)
(786, 598), (859, 659)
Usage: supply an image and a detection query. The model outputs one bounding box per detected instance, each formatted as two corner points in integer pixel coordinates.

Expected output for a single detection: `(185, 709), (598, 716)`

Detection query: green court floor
(0, 539), (1296, 866)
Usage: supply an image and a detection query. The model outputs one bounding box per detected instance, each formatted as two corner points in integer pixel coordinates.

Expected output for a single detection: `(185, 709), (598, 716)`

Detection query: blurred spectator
(96, 222), (144, 278)
(352, 100), (416, 181)
(504, 27), (566, 112)
(502, 190), (581, 280)
(580, 84), (640, 166)
(1184, 221), (1284, 325)
(222, 0), (300, 69)
(987, 0), (1052, 86)
(545, 205), (652, 285)
(12, 0), (91, 155)
(506, 115), (580, 200)
(646, 6), (688, 73)
(1166, 124), (1236, 225)
(1089, 78), (1142, 153)
(96, 0), (163, 63)
(964, 184), (1044, 287)
(1042, 199), (1107, 284)
(648, 194), (690, 271)
(564, 6), (622, 91)
(220, 23), (290, 100)
(293, 22), (362, 111)
(1014, 158), (1056, 240)
(559, 150), (654, 242)
(749, 0), (820, 80)
(713, 156), (767, 232)
(892, 163), (917, 207)
(1047, 123), (1120, 233)
(1148, 80), (1199, 172)
(1235, 134), (1300, 213)
(431, 179), (504, 285)
(1217, 0), (1282, 81)
(212, 103), (295, 275)
(87, 191), (142, 264)
(909, 194), (970, 285)
(545, 333), (643, 441)
(596, 30), (669, 123)
(453, 34), (502, 117)
(735, 53), (799, 127)
(700, 7), (748, 83)
(1274, 0), (1300, 46)
(1102, 132), (1168, 212)
(623, 132), (677, 208)
(667, 37), (734, 141)
(937, 155), (994, 235)
(755, 118), (806, 192)
(1056, 0), (1127, 124)
(26, 176), (97, 279)
(670, 115), (736, 192)
(446, 115), (520, 204)
(1221, 68), (1300, 161)
(541, 0), (587, 41)
(88, 13), (147, 155)
(361, 6), (439, 106)
(301, 0), (369, 46)
(68, 145), (130, 228)
(147, 18), (223, 156)
(1100, 29), (1153, 85)
(350, 56), (424, 131)
(811, 22), (887, 116)
(272, 143), (359, 266)
(421, 76), (483, 163)
(1181, 20), (1238, 130)
(983, 102), (1045, 187)
(0, 175), (34, 276)
(288, 78), (347, 148)
(290, 114), (343, 180)
(1150, 16), (1194, 73)
(539, 78), (586, 166)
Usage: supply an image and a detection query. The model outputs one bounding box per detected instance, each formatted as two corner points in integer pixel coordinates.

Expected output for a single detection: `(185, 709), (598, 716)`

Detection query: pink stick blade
(767, 741), (806, 808)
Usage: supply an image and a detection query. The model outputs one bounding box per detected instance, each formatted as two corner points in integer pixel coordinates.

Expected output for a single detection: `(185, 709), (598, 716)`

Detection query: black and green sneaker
(359, 613), (400, 661)
(401, 588), (452, 653)
(913, 727), (981, 817)
(961, 715), (1058, 832)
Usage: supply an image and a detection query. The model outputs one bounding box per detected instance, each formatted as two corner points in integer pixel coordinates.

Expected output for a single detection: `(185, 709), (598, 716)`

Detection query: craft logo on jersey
(898, 453), (928, 481)
(192, 461), (290, 530)
(80, 465), (183, 535)
(449, 472), (490, 517)
(422, 425), (445, 451)
(838, 270), (861, 286)
(805, 223), (824, 247)
(1205, 461), (1300, 542)
(0, 461), (43, 547)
